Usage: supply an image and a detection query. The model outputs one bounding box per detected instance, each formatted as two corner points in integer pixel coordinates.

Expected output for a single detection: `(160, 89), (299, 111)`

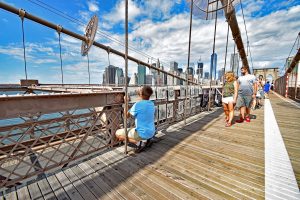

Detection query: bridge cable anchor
(18, 9), (26, 21)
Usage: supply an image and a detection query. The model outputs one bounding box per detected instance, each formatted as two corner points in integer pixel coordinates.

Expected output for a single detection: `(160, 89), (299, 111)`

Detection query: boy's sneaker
(135, 141), (147, 153)
(245, 116), (251, 122)
(235, 118), (244, 123)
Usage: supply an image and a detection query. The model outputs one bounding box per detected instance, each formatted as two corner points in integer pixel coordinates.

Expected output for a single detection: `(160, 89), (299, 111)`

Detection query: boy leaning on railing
(115, 86), (155, 153)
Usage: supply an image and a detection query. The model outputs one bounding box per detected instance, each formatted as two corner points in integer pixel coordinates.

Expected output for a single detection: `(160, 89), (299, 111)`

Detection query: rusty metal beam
(0, 92), (124, 119)
(221, 0), (249, 71)
(0, 2), (198, 85)
(286, 47), (300, 74)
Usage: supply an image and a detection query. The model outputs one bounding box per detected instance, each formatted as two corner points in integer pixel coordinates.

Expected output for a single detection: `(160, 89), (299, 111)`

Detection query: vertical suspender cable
(87, 53), (90, 85)
(208, 0), (218, 111)
(124, 0), (129, 154)
(184, 0), (193, 125)
(19, 9), (28, 80)
(223, 23), (230, 83)
(232, 43), (236, 72)
(57, 25), (64, 85)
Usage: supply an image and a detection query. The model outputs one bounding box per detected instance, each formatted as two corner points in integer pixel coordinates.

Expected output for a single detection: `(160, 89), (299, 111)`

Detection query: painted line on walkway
(264, 99), (300, 199)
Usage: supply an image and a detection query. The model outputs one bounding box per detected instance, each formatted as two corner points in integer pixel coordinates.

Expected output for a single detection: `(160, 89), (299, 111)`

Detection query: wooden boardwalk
(1, 93), (299, 200)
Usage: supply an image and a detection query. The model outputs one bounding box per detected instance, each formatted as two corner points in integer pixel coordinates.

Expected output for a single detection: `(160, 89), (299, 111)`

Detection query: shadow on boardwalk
(2, 107), (266, 199)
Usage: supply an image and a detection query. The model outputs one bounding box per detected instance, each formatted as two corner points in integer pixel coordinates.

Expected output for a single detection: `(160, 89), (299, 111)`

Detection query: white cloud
(103, 0), (141, 24)
(87, 1), (99, 12)
(1, 1), (299, 83)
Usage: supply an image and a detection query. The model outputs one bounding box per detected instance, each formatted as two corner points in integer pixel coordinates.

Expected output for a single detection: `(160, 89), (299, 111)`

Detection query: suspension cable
(223, 22), (230, 82)
(26, 0), (172, 67)
(240, 0), (254, 73)
(184, 0), (194, 124)
(19, 9), (28, 80)
(208, 0), (218, 111)
(57, 25), (64, 85)
(124, 0), (129, 154)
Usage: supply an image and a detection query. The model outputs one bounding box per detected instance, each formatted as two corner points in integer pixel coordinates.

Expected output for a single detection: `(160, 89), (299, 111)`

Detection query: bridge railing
(0, 87), (222, 188)
(275, 73), (299, 100)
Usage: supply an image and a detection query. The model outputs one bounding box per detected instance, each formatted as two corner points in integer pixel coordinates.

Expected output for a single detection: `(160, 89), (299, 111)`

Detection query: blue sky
(0, 0), (299, 84)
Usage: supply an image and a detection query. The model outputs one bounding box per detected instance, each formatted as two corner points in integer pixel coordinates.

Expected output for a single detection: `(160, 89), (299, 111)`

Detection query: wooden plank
(16, 185), (31, 200)
(86, 155), (141, 200)
(110, 149), (206, 200)
(70, 165), (111, 200)
(47, 175), (70, 200)
(62, 168), (97, 200)
(77, 162), (124, 200)
(100, 151), (164, 200)
(2, 187), (18, 200)
(54, 171), (84, 200)
(37, 178), (57, 200)
(27, 182), (44, 200)
(157, 141), (264, 187)
(143, 146), (264, 199)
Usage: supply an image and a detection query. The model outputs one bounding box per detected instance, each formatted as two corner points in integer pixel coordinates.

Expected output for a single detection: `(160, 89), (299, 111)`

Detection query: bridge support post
(285, 73), (289, 98)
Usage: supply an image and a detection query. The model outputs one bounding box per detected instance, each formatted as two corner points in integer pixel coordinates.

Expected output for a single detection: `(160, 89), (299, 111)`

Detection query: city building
(146, 74), (153, 85)
(217, 68), (224, 81)
(204, 72), (209, 79)
(170, 61), (178, 72)
(115, 67), (124, 85)
(210, 53), (217, 80)
(230, 53), (239, 76)
(129, 73), (138, 85)
(103, 65), (117, 85)
(197, 62), (204, 78)
(137, 64), (146, 85)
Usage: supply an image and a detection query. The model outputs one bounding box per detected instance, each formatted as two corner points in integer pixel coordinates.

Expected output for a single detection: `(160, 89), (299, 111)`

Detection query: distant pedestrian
(256, 75), (264, 108)
(235, 66), (257, 123)
(222, 72), (238, 127)
(270, 81), (274, 90)
(264, 81), (270, 99)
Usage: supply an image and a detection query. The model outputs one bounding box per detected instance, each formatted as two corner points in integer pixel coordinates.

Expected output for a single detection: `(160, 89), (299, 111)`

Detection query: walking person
(256, 75), (265, 108)
(235, 66), (257, 123)
(222, 72), (238, 127)
(264, 81), (271, 99)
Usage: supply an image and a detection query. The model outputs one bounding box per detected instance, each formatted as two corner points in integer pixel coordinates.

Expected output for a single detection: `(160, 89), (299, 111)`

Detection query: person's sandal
(225, 122), (232, 127)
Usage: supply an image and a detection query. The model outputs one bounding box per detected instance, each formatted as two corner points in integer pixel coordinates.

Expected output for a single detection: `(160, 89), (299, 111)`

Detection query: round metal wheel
(81, 15), (98, 56)
(191, 0), (239, 20)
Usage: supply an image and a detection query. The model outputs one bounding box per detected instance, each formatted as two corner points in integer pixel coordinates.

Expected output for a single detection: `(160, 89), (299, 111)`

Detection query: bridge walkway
(1, 93), (300, 199)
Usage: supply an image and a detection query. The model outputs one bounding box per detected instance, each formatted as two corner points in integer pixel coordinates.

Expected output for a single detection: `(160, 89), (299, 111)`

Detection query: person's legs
(222, 103), (229, 121)
(235, 95), (245, 123)
(115, 128), (142, 143)
(227, 102), (234, 124)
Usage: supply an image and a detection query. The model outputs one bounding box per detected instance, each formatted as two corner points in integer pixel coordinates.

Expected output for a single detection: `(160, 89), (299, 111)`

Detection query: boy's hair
(140, 86), (153, 100)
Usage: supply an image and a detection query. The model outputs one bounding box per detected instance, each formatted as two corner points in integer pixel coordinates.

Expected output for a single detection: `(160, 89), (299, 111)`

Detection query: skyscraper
(210, 53), (217, 80)
(137, 64), (146, 85)
(115, 67), (124, 85)
(197, 62), (204, 78)
(170, 61), (178, 72)
(217, 68), (224, 81)
(103, 65), (117, 85)
(204, 72), (209, 79)
(230, 53), (239, 76)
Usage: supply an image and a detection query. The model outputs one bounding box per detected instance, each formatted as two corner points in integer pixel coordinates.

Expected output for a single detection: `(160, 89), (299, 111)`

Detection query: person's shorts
(236, 95), (252, 109)
(222, 96), (234, 104)
(115, 128), (142, 141)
